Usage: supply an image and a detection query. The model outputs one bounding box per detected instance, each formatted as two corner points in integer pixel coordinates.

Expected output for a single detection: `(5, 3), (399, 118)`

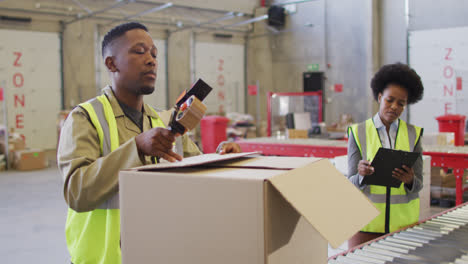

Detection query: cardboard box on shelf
(422, 132), (455, 146)
(0, 132), (26, 154)
(430, 167), (468, 199)
(328, 113), (354, 133)
(119, 153), (379, 264)
(0, 132), (27, 168)
(430, 167), (467, 188)
(13, 149), (48, 171)
(286, 129), (308, 139)
(9, 133), (26, 151)
(431, 186), (455, 200)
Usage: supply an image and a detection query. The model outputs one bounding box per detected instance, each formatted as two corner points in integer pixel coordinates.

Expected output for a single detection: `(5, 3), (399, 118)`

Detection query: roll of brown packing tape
(176, 95), (207, 131)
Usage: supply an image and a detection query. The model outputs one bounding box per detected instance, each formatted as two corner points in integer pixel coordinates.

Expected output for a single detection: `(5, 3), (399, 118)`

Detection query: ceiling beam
(0, 3), (252, 34)
(135, 0), (253, 16)
(70, 0), (92, 14)
(170, 11), (244, 33)
(0, 6), (76, 19)
(222, 14), (268, 29)
(194, 14), (267, 35)
(105, 2), (173, 26)
(65, 0), (132, 25)
(96, 14), (250, 34)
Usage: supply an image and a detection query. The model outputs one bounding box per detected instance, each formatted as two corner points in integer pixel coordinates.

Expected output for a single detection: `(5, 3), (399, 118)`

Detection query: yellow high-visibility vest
(66, 94), (165, 264)
(349, 118), (422, 233)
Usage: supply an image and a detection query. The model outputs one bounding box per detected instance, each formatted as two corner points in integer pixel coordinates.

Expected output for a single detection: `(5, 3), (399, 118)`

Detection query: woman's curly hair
(371, 63), (424, 104)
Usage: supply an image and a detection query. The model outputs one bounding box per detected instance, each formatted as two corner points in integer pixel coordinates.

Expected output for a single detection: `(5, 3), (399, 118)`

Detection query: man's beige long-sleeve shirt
(57, 86), (201, 212)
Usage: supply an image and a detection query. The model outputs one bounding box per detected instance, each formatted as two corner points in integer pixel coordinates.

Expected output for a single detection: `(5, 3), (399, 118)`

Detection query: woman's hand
(392, 165), (414, 185)
(358, 160), (374, 176)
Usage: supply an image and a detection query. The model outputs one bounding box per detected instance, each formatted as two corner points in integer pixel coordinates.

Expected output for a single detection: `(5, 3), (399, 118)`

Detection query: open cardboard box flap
(204, 155), (322, 170)
(130, 152), (379, 248)
(268, 159), (380, 248)
(132, 152), (261, 171)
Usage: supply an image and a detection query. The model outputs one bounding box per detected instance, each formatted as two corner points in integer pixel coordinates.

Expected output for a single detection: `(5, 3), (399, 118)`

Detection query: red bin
(436, 114), (466, 146)
(200, 116), (229, 153)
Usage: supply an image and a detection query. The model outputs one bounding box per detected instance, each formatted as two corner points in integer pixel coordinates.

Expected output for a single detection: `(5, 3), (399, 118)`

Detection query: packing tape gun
(168, 78), (212, 135)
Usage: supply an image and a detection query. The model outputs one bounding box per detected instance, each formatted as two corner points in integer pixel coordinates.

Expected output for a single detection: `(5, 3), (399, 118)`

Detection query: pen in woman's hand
(358, 160), (375, 176)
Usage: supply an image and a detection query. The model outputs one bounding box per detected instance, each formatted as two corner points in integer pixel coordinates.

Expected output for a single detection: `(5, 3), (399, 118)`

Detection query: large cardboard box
(119, 153), (379, 264)
(13, 149), (48, 171)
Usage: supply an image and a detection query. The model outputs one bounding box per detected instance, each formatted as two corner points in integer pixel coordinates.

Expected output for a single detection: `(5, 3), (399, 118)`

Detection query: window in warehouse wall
(97, 38), (168, 110)
(194, 42), (245, 115)
(0, 29), (61, 149)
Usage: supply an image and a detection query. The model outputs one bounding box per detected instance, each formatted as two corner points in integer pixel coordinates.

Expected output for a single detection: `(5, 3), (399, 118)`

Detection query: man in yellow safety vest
(57, 22), (240, 264)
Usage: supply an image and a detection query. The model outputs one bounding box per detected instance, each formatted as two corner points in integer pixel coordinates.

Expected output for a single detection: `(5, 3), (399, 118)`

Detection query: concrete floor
(0, 163), (70, 264)
(0, 158), (450, 263)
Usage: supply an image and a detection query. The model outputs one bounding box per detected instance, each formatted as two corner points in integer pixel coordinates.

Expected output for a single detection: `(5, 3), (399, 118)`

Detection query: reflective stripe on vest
(66, 94), (165, 264)
(349, 118), (422, 233)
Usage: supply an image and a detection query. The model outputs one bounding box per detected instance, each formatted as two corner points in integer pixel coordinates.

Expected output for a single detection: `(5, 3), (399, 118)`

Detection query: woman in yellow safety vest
(347, 63), (424, 248)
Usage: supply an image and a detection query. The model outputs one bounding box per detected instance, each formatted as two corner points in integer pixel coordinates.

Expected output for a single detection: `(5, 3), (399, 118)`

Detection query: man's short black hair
(101, 22), (148, 57)
(371, 62), (424, 105)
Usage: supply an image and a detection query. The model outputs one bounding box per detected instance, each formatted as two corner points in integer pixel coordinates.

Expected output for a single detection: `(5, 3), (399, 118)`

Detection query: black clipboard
(362, 148), (420, 188)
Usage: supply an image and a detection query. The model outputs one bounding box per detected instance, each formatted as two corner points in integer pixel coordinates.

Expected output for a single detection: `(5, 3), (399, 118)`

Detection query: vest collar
(373, 112), (399, 131)
(102, 85), (160, 119)
(142, 103), (160, 119)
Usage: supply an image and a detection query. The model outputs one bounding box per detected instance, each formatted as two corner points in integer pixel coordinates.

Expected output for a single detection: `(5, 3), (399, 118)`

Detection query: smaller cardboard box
(13, 149), (48, 171)
(287, 129), (308, 139)
(9, 133), (26, 151)
(120, 153), (379, 264)
(430, 166), (468, 200)
(422, 132), (455, 146)
(431, 167), (467, 188)
(0, 132), (26, 168)
(0, 132), (26, 153)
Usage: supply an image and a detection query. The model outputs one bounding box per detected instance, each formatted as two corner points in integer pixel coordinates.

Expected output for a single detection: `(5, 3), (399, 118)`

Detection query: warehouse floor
(0, 161), (69, 263)
(0, 153), (448, 263)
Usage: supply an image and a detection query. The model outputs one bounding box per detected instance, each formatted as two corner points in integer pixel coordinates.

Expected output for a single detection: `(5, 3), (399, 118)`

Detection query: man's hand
(358, 160), (374, 177)
(135, 127), (182, 162)
(217, 142), (242, 154)
(392, 165), (414, 185)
